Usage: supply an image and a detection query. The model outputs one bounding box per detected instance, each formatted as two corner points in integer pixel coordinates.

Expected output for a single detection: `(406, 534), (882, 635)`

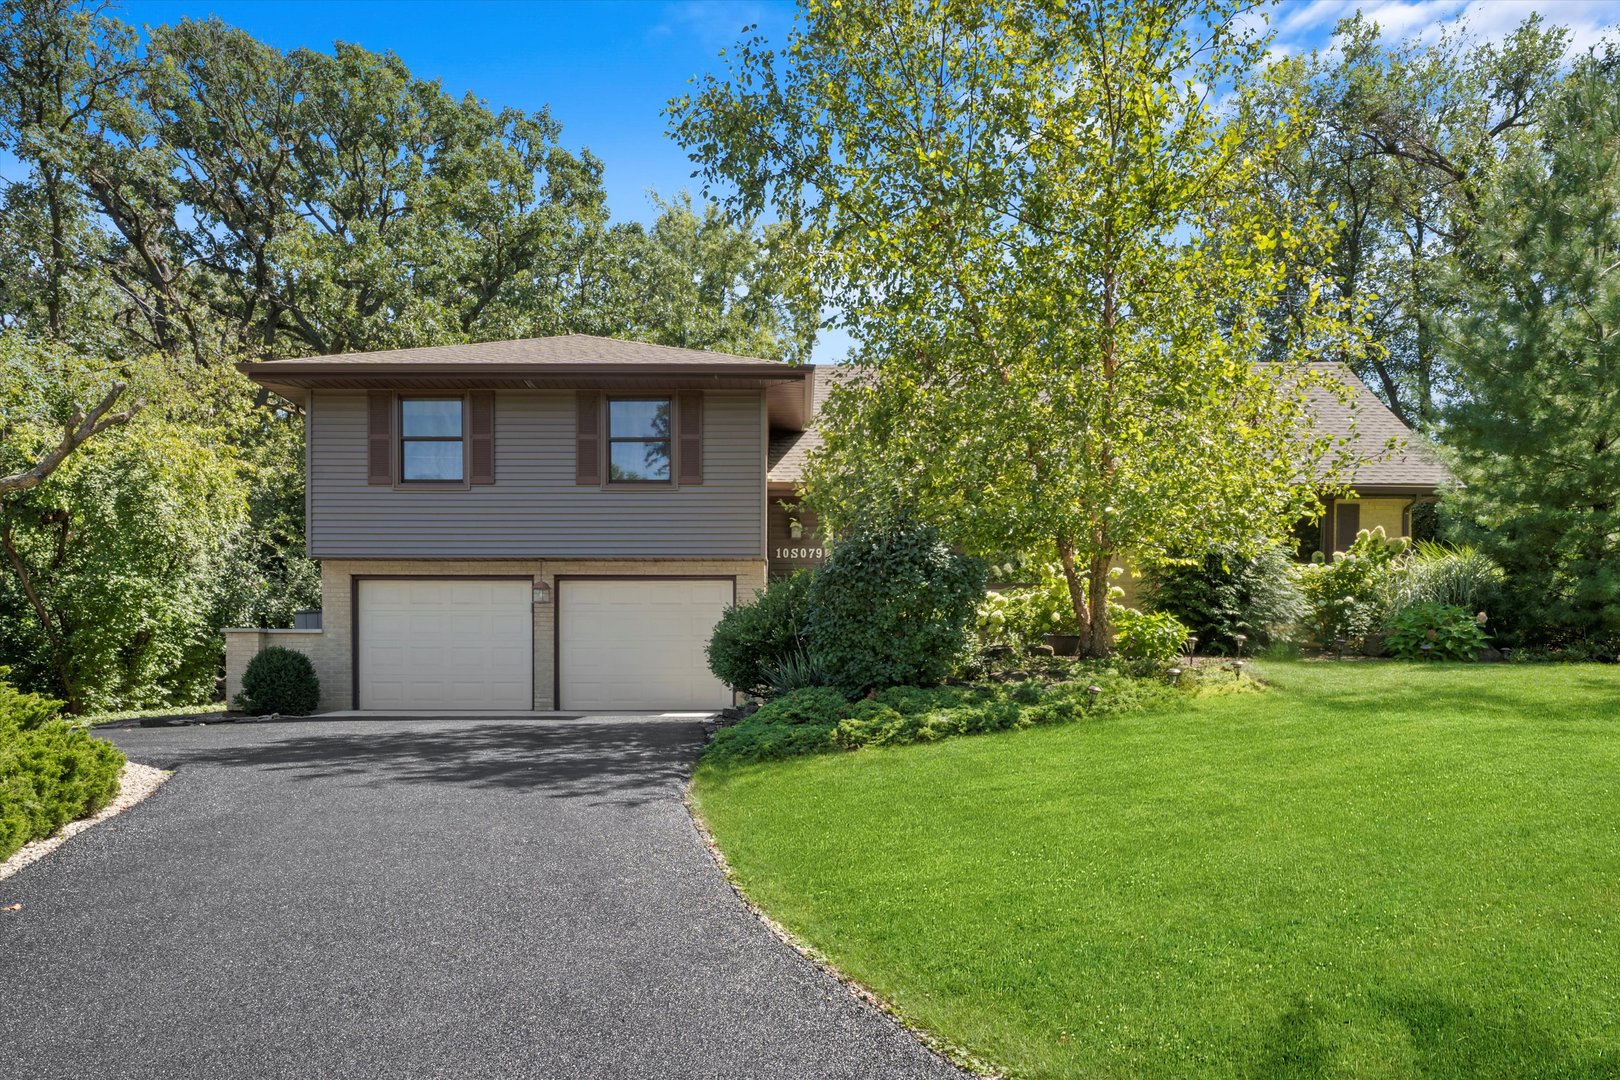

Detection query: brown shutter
(468, 391), (495, 485)
(367, 391), (393, 485)
(575, 391), (601, 485)
(1334, 501), (1361, 553)
(677, 391), (703, 485)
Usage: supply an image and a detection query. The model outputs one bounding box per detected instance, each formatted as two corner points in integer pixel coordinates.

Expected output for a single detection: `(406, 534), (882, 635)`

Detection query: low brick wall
(221, 628), (324, 710)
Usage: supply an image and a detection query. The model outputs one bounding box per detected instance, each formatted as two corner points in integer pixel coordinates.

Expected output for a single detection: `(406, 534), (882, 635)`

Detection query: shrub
(806, 523), (987, 695)
(699, 669), (1242, 767)
(235, 646), (320, 715)
(752, 686), (851, 726)
(1144, 544), (1306, 654)
(706, 571), (813, 697)
(759, 648), (833, 697)
(1386, 603), (1489, 662)
(1111, 608), (1190, 673)
(1386, 541), (1504, 616)
(1299, 528), (1407, 647)
(0, 668), (125, 861)
(977, 564), (1081, 649)
(702, 686), (851, 765)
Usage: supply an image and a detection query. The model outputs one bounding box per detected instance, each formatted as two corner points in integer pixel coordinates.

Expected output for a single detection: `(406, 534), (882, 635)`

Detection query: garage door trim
(553, 575), (736, 711)
(350, 574), (535, 710)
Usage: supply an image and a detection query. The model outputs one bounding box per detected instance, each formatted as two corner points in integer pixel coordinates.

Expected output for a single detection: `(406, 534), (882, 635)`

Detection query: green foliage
(705, 571), (813, 698)
(759, 648), (833, 698)
(1387, 542), (1504, 615)
(976, 563), (1091, 648)
(235, 646), (320, 715)
(673, 0), (1365, 657)
(1299, 528), (1408, 647)
(1110, 609), (1190, 672)
(702, 673), (1203, 767)
(805, 523), (986, 696)
(702, 686), (850, 765)
(0, 667), (125, 862)
(1441, 56), (1620, 651)
(1386, 603), (1489, 662)
(0, 3), (817, 366)
(1243, 15), (1568, 426)
(0, 353), (249, 713)
(1144, 545), (1306, 654)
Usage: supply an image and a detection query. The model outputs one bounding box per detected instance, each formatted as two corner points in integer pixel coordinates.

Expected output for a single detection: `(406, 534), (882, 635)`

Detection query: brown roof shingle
(1306, 362), (1452, 490)
(258, 333), (782, 368)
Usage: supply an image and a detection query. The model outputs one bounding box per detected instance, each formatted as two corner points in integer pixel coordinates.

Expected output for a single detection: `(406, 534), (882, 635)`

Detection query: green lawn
(691, 662), (1620, 1079)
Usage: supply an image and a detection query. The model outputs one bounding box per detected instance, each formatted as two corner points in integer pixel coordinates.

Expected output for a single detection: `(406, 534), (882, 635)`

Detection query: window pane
(403, 440), (464, 481)
(609, 399), (670, 439)
(402, 399), (463, 437)
(609, 439), (671, 482)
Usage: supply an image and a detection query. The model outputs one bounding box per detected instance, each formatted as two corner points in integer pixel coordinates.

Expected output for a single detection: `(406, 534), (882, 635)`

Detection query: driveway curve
(0, 716), (963, 1080)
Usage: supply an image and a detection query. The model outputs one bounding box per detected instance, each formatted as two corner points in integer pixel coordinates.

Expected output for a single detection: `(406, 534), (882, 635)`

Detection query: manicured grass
(692, 662), (1620, 1079)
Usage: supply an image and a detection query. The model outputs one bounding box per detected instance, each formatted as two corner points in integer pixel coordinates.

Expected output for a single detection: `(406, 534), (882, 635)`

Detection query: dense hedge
(236, 646), (320, 715)
(0, 668), (125, 862)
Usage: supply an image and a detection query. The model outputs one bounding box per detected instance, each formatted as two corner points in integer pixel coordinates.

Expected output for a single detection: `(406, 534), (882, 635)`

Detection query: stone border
(683, 784), (999, 1079)
(0, 761), (171, 883)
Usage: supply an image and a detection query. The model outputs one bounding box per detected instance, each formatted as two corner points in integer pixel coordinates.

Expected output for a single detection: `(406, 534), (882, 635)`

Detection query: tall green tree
(1247, 14), (1568, 426)
(0, 339), (247, 711)
(1441, 54), (1620, 651)
(671, 0), (1361, 655)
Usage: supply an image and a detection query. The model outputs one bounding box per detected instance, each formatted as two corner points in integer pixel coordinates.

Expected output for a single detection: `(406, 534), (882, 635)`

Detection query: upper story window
(607, 398), (672, 483)
(400, 397), (464, 482)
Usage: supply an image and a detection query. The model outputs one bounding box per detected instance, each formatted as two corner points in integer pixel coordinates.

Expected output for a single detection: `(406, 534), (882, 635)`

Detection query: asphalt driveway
(0, 715), (962, 1080)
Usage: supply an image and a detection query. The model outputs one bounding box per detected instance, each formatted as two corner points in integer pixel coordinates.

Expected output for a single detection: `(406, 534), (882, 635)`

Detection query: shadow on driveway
(130, 717), (703, 808)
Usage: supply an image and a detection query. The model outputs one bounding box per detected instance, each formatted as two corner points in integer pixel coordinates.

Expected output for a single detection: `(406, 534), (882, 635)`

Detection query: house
(224, 337), (1448, 714)
(765, 360), (1453, 578)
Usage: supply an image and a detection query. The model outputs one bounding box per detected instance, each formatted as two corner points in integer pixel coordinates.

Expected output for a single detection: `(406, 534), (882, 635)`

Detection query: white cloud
(1268, 0), (1618, 56)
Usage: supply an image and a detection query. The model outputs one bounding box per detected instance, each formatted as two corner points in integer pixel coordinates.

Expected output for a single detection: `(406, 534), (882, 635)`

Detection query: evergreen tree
(1442, 55), (1620, 652)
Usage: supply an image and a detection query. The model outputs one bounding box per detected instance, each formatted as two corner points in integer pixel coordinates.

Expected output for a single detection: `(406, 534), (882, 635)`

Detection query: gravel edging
(0, 761), (171, 883)
(682, 783), (997, 1079)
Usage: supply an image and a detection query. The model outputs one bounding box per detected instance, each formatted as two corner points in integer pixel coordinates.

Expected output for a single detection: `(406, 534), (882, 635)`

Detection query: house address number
(774, 546), (826, 560)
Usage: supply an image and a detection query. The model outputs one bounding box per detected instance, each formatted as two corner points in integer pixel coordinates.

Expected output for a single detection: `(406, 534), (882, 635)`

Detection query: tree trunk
(1082, 554), (1112, 658)
(1055, 537), (1091, 640)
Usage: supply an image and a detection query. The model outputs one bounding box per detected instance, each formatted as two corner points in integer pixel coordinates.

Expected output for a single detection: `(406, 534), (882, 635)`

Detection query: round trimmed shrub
(706, 571), (813, 697)
(806, 522), (987, 696)
(236, 647), (320, 715)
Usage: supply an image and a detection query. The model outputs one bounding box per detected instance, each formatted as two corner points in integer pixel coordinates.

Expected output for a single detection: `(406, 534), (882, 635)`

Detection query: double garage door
(356, 577), (733, 712)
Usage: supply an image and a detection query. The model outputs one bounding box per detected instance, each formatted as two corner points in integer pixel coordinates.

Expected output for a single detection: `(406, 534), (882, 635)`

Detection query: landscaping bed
(705, 663), (1254, 766)
(691, 661), (1620, 1079)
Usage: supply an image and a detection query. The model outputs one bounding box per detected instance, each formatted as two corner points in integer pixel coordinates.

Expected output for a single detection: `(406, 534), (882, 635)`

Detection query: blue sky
(87, 1), (1620, 359)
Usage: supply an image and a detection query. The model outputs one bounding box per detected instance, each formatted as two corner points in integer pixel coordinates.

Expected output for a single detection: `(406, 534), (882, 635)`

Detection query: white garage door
(357, 578), (532, 711)
(558, 578), (734, 711)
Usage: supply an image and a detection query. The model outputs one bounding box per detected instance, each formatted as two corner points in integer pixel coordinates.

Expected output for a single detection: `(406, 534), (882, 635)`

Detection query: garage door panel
(358, 578), (532, 711)
(559, 579), (733, 711)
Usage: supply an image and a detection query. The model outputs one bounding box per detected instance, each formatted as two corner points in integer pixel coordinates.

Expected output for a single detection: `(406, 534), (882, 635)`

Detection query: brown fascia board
(238, 359), (806, 380)
(1339, 483), (1445, 497)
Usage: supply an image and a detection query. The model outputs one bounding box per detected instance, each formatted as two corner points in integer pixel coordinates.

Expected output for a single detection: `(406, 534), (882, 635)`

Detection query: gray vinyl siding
(308, 390), (764, 558)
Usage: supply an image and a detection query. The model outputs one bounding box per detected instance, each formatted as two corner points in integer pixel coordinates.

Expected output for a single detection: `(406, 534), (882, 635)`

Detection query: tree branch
(0, 382), (141, 496)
